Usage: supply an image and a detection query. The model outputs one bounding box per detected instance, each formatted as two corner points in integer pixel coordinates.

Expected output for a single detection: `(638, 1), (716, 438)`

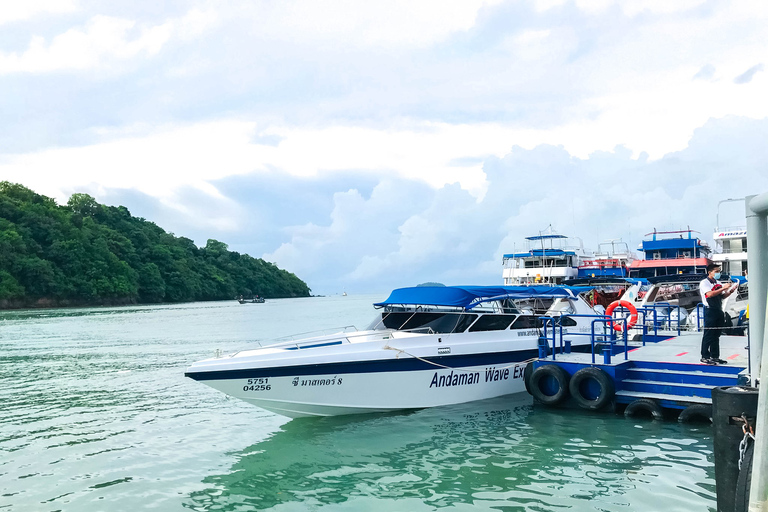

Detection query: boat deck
(542, 333), (749, 367)
(529, 333), (750, 414)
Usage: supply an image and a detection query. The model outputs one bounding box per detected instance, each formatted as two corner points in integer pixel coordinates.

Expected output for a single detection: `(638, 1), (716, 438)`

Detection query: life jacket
(707, 278), (724, 312)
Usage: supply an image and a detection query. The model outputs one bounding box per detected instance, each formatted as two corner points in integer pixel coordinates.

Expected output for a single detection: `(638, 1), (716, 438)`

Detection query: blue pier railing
(539, 302), (703, 365)
(540, 314), (629, 364)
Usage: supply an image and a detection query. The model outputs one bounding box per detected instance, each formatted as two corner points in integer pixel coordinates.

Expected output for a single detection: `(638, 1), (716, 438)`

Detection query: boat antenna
(539, 226), (548, 283)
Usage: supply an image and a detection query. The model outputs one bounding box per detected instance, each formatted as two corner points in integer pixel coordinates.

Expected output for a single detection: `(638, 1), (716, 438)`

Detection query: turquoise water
(0, 296), (716, 511)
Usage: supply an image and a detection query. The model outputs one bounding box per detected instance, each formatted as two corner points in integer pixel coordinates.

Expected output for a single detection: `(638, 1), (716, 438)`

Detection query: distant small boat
(342, 291), (347, 296)
(238, 296), (265, 304)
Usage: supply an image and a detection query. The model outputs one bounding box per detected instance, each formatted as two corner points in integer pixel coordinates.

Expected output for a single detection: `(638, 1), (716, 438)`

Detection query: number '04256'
(243, 378), (271, 392)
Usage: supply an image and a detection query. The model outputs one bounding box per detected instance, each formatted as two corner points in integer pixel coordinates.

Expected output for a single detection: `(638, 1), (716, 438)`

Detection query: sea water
(0, 295), (716, 511)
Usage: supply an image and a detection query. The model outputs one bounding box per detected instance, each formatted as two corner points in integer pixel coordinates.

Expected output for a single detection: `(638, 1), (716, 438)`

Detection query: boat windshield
(366, 310), (576, 333)
(367, 312), (478, 333)
(635, 281), (702, 310)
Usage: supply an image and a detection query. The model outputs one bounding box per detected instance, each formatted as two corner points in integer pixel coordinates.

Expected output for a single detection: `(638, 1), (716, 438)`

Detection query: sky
(1, 0), (767, 295)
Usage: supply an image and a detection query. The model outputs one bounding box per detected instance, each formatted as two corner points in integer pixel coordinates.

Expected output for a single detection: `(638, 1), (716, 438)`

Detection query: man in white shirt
(699, 263), (737, 364)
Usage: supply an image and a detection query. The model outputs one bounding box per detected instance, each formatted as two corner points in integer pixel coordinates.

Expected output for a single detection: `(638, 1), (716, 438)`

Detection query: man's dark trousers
(701, 306), (725, 359)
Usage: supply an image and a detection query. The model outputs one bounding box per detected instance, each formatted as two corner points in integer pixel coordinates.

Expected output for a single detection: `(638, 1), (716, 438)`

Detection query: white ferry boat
(712, 227), (748, 277)
(502, 231), (593, 285)
(577, 239), (634, 279)
(185, 285), (600, 418)
(627, 229), (712, 279)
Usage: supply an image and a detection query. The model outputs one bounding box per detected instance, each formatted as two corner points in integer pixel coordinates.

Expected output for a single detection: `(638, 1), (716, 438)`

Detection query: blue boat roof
(641, 239), (705, 250)
(525, 234), (567, 240)
(374, 285), (586, 310)
(563, 277), (646, 286)
(503, 250), (577, 259)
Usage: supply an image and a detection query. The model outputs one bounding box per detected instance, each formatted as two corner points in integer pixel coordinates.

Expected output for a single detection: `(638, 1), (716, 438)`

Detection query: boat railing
(714, 225), (747, 233)
(579, 259), (624, 268)
(271, 325), (359, 344)
(392, 327), (437, 335)
(638, 301), (748, 335)
(239, 326), (361, 351)
(255, 325), (430, 351)
(695, 303), (705, 331)
(637, 302), (683, 335)
(217, 328), (359, 357)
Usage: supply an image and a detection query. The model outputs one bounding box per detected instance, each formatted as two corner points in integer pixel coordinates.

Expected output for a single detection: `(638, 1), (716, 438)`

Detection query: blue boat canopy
(374, 285), (587, 310)
(502, 249), (576, 259)
(525, 234), (567, 240)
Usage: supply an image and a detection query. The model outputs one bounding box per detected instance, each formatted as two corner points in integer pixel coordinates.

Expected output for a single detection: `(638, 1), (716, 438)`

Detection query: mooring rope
(382, 343), (536, 373)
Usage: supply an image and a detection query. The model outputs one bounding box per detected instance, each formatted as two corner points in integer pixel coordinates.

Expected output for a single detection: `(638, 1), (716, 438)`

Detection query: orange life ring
(605, 300), (638, 331)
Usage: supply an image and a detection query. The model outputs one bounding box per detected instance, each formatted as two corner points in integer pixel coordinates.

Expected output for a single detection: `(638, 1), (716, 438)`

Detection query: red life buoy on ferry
(605, 300), (638, 331)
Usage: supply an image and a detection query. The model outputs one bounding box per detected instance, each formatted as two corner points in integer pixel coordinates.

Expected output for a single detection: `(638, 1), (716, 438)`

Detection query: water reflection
(186, 397), (716, 511)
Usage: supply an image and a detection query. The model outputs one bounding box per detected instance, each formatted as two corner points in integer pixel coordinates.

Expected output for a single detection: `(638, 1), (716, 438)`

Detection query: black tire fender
(677, 404), (713, 424)
(523, 362), (533, 395)
(530, 364), (570, 406)
(624, 398), (664, 420)
(568, 367), (614, 410)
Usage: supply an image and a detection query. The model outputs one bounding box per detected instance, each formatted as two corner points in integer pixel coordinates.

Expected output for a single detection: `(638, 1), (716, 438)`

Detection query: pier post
(712, 386), (759, 512)
(746, 194), (768, 383)
(602, 346), (611, 364)
(538, 336), (548, 359)
(744, 192), (768, 511)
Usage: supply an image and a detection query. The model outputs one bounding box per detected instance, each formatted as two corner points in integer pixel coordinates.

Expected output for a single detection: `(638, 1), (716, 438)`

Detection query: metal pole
(746, 191), (768, 511)
(745, 194), (768, 382)
(717, 198), (744, 231)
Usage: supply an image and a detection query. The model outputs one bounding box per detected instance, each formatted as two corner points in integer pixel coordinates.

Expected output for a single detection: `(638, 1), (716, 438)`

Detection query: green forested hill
(0, 182), (310, 308)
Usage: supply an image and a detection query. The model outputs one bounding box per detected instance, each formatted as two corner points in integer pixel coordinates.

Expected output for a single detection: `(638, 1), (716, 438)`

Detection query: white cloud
(235, 0), (503, 47)
(0, 0), (78, 25)
(620, 0), (707, 16)
(261, 116), (768, 293)
(0, 119), (505, 206)
(0, 16), (170, 73)
(533, 0), (708, 16)
(0, 8), (217, 74)
(176, 8), (219, 40)
(0, 121), (260, 203)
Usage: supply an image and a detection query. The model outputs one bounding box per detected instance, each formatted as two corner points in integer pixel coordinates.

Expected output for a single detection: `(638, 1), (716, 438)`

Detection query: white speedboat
(185, 285), (599, 418)
(502, 229), (593, 285)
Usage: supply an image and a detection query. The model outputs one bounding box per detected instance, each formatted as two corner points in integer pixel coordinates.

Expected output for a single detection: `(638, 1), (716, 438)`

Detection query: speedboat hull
(187, 284), (599, 418)
(193, 364), (529, 418)
(186, 331), (535, 418)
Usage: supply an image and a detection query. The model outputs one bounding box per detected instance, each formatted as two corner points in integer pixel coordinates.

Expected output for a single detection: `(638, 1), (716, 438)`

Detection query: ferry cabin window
(450, 314), (478, 333)
(510, 315), (538, 329)
(402, 313), (453, 333)
(510, 315), (576, 329)
(524, 258), (567, 268)
(468, 314), (515, 332)
(552, 316), (577, 327)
